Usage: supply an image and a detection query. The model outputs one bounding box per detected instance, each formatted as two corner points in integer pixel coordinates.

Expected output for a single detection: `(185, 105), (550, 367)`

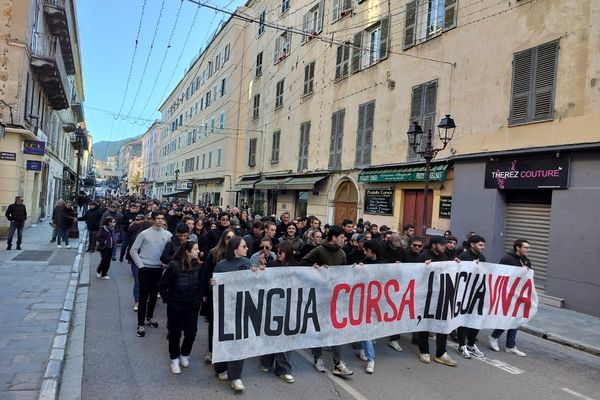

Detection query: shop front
(451, 149), (600, 317)
(191, 178), (224, 207)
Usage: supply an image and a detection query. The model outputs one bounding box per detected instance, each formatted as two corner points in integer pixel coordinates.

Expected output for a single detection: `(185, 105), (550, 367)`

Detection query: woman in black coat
(95, 217), (116, 279)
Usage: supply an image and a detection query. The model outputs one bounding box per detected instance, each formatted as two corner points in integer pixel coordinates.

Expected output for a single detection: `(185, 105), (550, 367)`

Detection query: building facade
(140, 121), (160, 198)
(0, 0), (87, 232)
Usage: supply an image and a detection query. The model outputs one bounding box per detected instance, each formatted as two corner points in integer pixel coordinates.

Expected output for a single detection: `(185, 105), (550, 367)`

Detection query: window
(509, 40), (559, 125)
(351, 15), (390, 73)
(224, 43), (230, 62)
(408, 80), (437, 160)
(298, 121), (310, 172)
(329, 109), (345, 170)
(403, 0), (457, 49)
(211, 117), (215, 133)
(335, 42), (351, 79)
(253, 94), (260, 119)
(332, 0), (352, 22)
(208, 61), (213, 77)
(216, 148), (222, 167)
(355, 100), (375, 167)
(301, 1), (324, 43)
(221, 78), (226, 96)
(274, 31), (290, 64)
(205, 92), (211, 107)
(208, 151), (213, 168)
(219, 110), (225, 130)
(248, 138), (258, 167)
(258, 10), (266, 36)
(275, 79), (285, 109)
(281, 0), (289, 14)
(303, 62), (315, 96)
(271, 130), (281, 164)
(213, 85), (218, 102)
(202, 153), (206, 169)
(256, 52), (263, 77)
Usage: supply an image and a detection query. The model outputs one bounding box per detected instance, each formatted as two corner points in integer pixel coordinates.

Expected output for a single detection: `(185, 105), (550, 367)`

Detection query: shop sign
(364, 189), (394, 215)
(26, 160), (42, 171)
(439, 196), (452, 219)
(484, 157), (570, 189)
(23, 140), (46, 155)
(0, 152), (16, 161)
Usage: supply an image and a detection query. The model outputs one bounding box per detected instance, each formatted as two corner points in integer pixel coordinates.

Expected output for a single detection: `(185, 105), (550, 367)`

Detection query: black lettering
(468, 274), (486, 315)
(218, 285), (234, 341)
(441, 273), (456, 321)
(435, 273), (445, 320)
(423, 271), (435, 319)
(459, 272), (473, 314)
(243, 289), (264, 338)
(265, 288), (284, 336)
(284, 288), (302, 336)
(301, 288), (320, 333)
(235, 291), (243, 340)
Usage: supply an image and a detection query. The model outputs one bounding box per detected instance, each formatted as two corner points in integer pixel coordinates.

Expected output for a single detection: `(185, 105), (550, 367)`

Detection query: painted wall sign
(364, 189), (394, 215)
(439, 196), (452, 219)
(23, 140), (46, 155)
(484, 157), (570, 189)
(0, 152), (16, 161)
(26, 160), (42, 171)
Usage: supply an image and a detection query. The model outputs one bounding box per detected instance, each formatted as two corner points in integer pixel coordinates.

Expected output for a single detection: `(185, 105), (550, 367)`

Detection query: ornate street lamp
(407, 115), (457, 237)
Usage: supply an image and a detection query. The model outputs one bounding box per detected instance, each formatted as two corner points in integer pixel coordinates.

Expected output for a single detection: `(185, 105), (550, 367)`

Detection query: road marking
(295, 349), (369, 400)
(448, 344), (524, 374)
(562, 388), (597, 400)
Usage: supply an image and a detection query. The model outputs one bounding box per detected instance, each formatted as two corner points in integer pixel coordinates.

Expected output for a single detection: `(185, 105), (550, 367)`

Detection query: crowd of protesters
(75, 196), (532, 392)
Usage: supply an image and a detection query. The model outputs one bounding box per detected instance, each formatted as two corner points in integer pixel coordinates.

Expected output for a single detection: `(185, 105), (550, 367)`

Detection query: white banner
(212, 262), (537, 362)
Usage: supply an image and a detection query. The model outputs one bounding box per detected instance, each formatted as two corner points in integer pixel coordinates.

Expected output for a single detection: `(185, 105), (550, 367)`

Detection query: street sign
(26, 160), (42, 171)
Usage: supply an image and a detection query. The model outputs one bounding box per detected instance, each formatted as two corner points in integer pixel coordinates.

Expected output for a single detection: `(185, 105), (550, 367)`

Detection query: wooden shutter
(302, 13), (309, 43)
(379, 15), (390, 60)
(329, 113), (337, 168)
(335, 45), (343, 79)
(350, 32), (362, 73)
(274, 37), (281, 63)
(533, 40), (558, 121)
(303, 122), (310, 171)
(272, 131), (280, 163)
(335, 109), (345, 169)
(249, 138), (257, 167)
(343, 44), (350, 77)
(443, 0), (458, 30)
(343, 0), (352, 12)
(422, 81), (437, 150)
(403, 0), (417, 49)
(355, 104), (365, 166)
(332, 0), (340, 21)
(510, 48), (533, 124)
(363, 101), (375, 166)
(317, 0), (324, 33)
(408, 84), (424, 160)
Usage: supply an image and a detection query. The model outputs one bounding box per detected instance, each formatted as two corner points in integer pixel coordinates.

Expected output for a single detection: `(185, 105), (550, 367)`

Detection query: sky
(77, 0), (245, 144)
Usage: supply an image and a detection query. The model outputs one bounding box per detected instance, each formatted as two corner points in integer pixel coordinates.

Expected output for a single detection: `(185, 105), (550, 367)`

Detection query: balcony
(30, 32), (70, 110)
(43, 0), (75, 74)
(71, 92), (84, 122)
(59, 109), (76, 132)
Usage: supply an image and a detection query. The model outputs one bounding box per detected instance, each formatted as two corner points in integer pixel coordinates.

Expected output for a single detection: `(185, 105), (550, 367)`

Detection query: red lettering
(366, 281), (382, 324)
(512, 278), (533, 318)
(383, 280), (399, 322)
(330, 284), (350, 329)
(349, 283), (365, 326)
(397, 279), (415, 320)
(488, 275), (506, 315)
(501, 277), (521, 316)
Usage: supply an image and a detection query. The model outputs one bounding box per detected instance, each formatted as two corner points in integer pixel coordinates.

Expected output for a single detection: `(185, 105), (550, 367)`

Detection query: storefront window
(295, 191), (308, 218)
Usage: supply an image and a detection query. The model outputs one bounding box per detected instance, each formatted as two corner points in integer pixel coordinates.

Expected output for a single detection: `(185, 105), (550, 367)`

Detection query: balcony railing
(30, 32), (70, 110)
(43, 0), (75, 75)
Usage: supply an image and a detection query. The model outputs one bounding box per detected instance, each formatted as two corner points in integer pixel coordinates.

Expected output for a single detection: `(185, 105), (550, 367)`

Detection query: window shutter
(332, 0), (340, 21)
(350, 32), (362, 73)
(343, 0), (352, 12)
(355, 104), (366, 166)
(335, 109), (345, 169)
(443, 0), (458, 31)
(343, 44), (350, 77)
(408, 84), (424, 160)
(317, 0), (324, 33)
(422, 81), (437, 151)
(363, 101), (375, 166)
(379, 15), (390, 60)
(303, 122), (310, 171)
(510, 48), (533, 124)
(403, 0), (417, 49)
(329, 112), (337, 169)
(302, 13), (309, 43)
(533, 40), (558, 121)
(335, 45), (343, 79)
(274, 37), (281, 63)
(298, 124), (305, 171)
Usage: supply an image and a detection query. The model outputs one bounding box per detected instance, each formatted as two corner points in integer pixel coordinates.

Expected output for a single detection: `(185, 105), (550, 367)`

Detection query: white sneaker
(133, 302), (138, 312)
(466, 344), (484, 358)
(170, 358), (181, 374)
(365, 361), (374, 374)
(280, 373), (294, 383)
(435, 352), (458, 367)
(204, 352), (212, 364)
(418, 353), (431, 364)
(96, 272), (101, 279)
(458, 345), (471, 359)
(66, 245), (71, 249)
(489, 335), (500, 352)
(506, 347), (526, 357)
(314, 357), (326, 373)
(101, 276), (110, 280)
(356, 348), (368, 361)
(230, 379), (245, 391)
(387, 340), (403, 352)
(57, 245), (62, 249)
(179, 355), (190, 367)
(217, 371), (228, 381)
(332, 361), (353, 376)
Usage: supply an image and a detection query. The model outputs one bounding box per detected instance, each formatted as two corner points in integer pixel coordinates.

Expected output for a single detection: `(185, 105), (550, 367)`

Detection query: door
(402, 189), (433, 233)
(334, 181), (358, 224)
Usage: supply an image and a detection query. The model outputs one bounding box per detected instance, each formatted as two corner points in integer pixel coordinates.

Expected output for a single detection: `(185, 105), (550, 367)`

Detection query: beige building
(0, 0), (86, 231)
(156, 17), (249, 206)
(140, 121), (161, 198)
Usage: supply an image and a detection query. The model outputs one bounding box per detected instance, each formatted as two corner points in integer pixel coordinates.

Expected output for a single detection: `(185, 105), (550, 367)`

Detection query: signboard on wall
(439, 196), (452, 219)
(23, 140), (46, 155)
(364, 189), (394, 215)
(484, 157), (570, 189)
(0, 152), (16, 161)
(26, 160), (42, 171)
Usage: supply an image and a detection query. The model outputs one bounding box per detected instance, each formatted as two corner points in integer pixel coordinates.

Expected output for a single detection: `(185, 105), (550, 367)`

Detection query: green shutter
(351, 32), (362, 73)
(533, 40), (558, 121)
(403, 0), (417, 49)
(379, 15), (390, 60)
(510, 48), (534, 124)
(355, 103), (366, 166)
(363, 101), (375, 166)
(335, 45), (343, 79)
(329, 112), (337, 169)
(335, 110), (345, 169)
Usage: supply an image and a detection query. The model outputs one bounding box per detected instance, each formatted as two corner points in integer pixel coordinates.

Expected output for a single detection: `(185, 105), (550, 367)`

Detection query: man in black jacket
(160, 223), (190, 265)
(78, 201), (103, 252)
(5, 196), (27, 250)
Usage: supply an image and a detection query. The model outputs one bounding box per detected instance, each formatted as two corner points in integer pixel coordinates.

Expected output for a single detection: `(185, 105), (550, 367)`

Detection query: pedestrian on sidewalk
(158, 241), (203, 375)
(78, 201), (103, 252)
(130, 211), (172, 338)
(96, 217), (116, 280)
(489, 239), (531, 357)
(100, 204), (122, 261)
(126, 215), (153, 312)
(5, 196), (27, 250)
(53, 200), (75, 249)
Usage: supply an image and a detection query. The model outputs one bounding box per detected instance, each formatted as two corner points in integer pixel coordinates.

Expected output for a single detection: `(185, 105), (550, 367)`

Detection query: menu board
(439, 196), (452, 219)
(364, 189), (394, 215)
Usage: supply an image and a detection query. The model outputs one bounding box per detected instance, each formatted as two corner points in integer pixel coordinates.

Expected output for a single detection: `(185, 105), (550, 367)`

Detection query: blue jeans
(360, 340), (375, 362)
(7, 221), (24, 246)
(492, 329), (517, 349)
(130, 262), (139, 302)
(56, 227), (69, 245)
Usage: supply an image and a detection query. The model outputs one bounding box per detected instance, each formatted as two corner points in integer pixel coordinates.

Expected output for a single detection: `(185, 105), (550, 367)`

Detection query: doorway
(402, 189), (433, 233)
(333, 181), (358, 224)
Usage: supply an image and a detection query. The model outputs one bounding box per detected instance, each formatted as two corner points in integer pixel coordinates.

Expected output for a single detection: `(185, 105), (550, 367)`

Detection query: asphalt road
(82, 253), (600, 400)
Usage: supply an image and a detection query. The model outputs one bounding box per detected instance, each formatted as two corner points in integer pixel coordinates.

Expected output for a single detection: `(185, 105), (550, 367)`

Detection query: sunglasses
(221, 218), (230, 221)
(259, 246), (271, 250)
(412, 244), (423, 248)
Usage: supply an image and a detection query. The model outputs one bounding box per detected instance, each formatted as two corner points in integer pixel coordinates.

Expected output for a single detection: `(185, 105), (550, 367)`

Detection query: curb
(521, 324), (600, 357)
(38, 233), (87, 400)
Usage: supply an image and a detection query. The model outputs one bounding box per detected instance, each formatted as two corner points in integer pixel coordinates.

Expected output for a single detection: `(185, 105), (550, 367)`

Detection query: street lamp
(174, 168), (180, 189)
(407, 114), (457, 237)
(74, 129), (86, 196)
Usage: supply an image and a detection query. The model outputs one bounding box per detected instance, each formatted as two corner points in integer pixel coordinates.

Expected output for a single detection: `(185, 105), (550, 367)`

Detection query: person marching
(5, 196), (27, 250)
(95, 217), (117, 279)
(158, 241), (203, 374)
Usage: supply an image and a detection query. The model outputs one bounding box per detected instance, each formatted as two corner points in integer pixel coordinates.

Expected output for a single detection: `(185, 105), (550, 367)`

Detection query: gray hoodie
(130, 226), (172, 269)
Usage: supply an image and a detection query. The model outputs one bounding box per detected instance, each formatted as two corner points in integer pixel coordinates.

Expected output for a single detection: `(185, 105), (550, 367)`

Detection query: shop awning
(358, 163), (448, 183)
(285, 175), (327, 190)
(235, 178), (261, 190)
(162, 189), (192, 198)
(254, 177), (292, 189)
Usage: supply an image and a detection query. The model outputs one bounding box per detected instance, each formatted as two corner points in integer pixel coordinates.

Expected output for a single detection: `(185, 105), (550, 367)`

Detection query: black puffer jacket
(158, 259), (203, 309)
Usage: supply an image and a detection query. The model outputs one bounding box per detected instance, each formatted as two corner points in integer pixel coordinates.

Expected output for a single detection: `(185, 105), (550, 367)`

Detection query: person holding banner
(300, 225), (354, 377)
(258, 241), (296, 383)
(416, 236), (458, 367)
(212, 236), (255, 392)
(489, 239), (532, 357)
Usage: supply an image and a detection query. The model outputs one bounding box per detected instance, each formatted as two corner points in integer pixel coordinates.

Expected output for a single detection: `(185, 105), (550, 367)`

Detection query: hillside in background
(93, 135), (141, 161)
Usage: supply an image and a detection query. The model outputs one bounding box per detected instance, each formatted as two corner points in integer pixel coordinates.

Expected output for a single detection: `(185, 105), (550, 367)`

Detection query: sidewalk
(0, 220), (85, 400)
